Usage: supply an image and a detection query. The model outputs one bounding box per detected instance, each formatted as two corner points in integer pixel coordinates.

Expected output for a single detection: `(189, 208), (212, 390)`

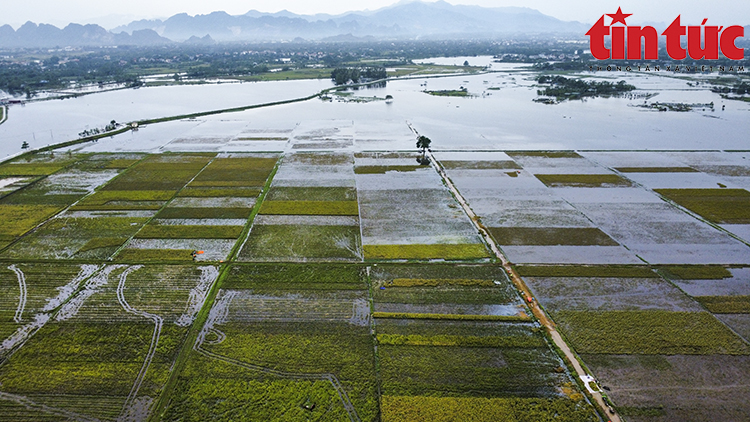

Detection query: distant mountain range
(0, 1), (592, 48)
(0, 22), (170, 48)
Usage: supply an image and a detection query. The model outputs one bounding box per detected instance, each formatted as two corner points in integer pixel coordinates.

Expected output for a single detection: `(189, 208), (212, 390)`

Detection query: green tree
(416, 135), (432, 164)
(417, 135), (431, 153)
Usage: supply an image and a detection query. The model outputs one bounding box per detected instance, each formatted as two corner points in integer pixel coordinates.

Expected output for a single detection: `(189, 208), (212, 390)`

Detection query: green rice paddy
(514, 265), (658, 278)
(240, 225), (362, 261)
(0, 163), (70, 176)
(489, 227), (619, 246)
(695, 296), (750, 314)
(554, 310), (750, 355)
(534, 174), (632, 188)
(657, 265), (734, 280)
(655, 188), (750, 224)
(373, 312), (531, 322)
(363, 244), (489, 260)
(9, 147), (746, 421)
(614, 167), (698, 173)
(506, 151), (583, 159)
(381, 396), (597, 422)
(0, 205), (62, 237)
(441, 160), (522, 170)
(355, 165), (423, 174)
(177, 187), (261, 197)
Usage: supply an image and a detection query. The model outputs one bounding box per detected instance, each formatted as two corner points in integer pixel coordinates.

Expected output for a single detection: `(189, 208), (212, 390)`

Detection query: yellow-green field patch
(655, 188), (750, 224)
(489, 227), (619, 246)
(78, 237), (129, 253)
(554, 310), (750, 355)
(364, 244), (489, 260)
(373, 313), (530, 322)
(74, 190), (174, 210)
(657, 265), (733, 280)
(100, 155), (213, 192)
(615, 167), (698, 173)
(506, 151), (583, 159)
(390, 278), (495, 287)
(381, 396), (596, 422)
(177, 187), (261, 197)
(514, 265), (657, 278)
(191, 157), (278, 185)
(441, 161), (522, 170)
(355, 165), (424, 174)
(103, 159), (142, 169)
(187, 180), (266, 187)
(0, 163), (69, 176)
(239, 225), (362, 261)
(695, 296), (750, 314)
(115, 249), (195, 262)
(0, 205), (62, 237)
(377, 334), (542, 347)
(535, 174), (632, 188)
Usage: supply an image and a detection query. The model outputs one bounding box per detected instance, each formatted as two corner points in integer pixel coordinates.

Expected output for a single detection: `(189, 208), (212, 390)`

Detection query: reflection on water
(3, 57), (749, 158)
(0, 79), (332, 159)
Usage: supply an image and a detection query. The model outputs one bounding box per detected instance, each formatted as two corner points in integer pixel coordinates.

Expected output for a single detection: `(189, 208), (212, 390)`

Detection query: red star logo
(607, 7), (632, 25)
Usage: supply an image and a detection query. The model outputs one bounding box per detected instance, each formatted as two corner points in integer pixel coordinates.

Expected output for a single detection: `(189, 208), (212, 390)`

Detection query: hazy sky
(3, 0), (748, 29)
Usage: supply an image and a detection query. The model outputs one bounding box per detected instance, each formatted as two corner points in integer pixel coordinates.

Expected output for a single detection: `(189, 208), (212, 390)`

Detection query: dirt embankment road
(427, 150), (621, 422)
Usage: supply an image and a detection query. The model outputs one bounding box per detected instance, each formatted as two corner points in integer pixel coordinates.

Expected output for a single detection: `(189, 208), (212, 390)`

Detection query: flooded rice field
(436, 150), (750, 265)
(1, 57), (750, 422)
(2, 58), (749, 159)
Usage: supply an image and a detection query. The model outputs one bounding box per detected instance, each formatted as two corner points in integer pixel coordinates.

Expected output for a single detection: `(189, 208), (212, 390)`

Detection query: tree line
(331, 67), (387, 85)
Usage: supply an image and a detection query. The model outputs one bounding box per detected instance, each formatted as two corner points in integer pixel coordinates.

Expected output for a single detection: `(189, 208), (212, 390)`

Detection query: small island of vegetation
(424, 87), (469, 97)
(711, 80), (750, 102)
(636, 102), (715, 112)
(535, 75), (636, 102)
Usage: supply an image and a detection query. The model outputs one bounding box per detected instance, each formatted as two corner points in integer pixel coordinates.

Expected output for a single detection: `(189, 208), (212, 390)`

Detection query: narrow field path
(43, 265), (102, 313)
(8, 265), (26, 323)
(175, 266), (219, 328)
(426, 149), (621, 422)
(116, 265), (164, 414)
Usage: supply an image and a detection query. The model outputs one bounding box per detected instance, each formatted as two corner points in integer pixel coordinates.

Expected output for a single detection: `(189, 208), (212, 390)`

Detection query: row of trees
(78, 120), (118, 138)
(7, 37), (714, 96)
(712, 81), (750, 95)
(0, 55), (145, 96)
(331, 67), (387, 85)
